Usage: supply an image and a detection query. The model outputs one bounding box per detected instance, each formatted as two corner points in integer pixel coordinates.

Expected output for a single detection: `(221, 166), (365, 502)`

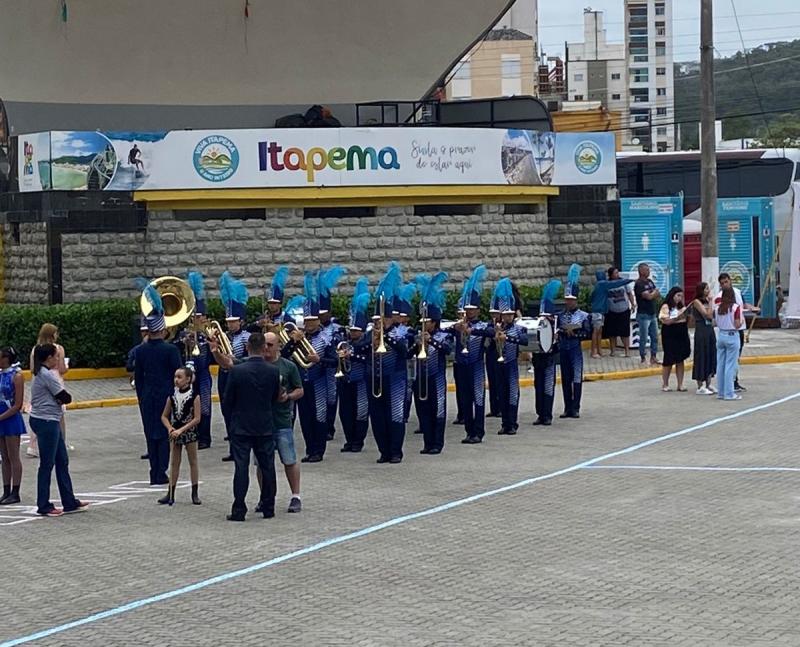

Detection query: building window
(657, 142), (668, 152)
(633, 55), (649, 63)
(574, 73), (584, 81)
(612, 93), (621, 100)
(501, 54), (522, 96)
(657, 87), (667, 96)
(656, 21), (666, 36)
(631, 88), (649, 103)
(656, 107), (668, 116)
(656, 127), (667, 136)
(655, 4), (665, 16)
(574, 94), (584, 101)
(630, 67), (649, 83)
(656, 41), (666, 56)
(657, 67), (666, 76)
(611, 73), (621, 80)
(451, 59), (471, 99)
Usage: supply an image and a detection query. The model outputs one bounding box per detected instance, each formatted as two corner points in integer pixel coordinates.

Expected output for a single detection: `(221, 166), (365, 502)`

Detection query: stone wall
(548, 221), (615, 284)
(59, 205), (553, 302)
(1, 222), (49, 304)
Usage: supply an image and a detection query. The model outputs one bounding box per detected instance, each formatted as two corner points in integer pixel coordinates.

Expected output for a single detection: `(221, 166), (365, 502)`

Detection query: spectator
(29, 344), (87, 517)
(634, 263), (661, 366)
(603, 267), (636, 357)
(714, 287), (744, 401)
(714, 273), (759, 392)
(689, 282), (717, 395)
(28, 323), (70, 457)
(658, 287), (690, 392)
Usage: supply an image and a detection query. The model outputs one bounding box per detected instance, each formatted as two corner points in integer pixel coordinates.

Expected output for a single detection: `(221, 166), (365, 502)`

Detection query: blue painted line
(4, 389), (799, 647)
(585, 465), (800, 472)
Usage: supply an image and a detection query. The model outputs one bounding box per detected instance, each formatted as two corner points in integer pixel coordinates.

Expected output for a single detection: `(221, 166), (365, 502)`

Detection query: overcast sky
(538, 0), (800, 60)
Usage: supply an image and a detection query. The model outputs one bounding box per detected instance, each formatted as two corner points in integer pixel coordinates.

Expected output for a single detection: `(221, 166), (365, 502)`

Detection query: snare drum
(519, 316), (554, 354)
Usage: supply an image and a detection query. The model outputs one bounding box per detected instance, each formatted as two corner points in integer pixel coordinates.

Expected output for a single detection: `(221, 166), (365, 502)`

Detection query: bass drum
(518, 316), (554, 354)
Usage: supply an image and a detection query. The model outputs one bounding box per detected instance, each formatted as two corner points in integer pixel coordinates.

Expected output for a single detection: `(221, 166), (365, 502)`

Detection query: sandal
(662, 386), (672, 392)
(677, 387), (687, 392)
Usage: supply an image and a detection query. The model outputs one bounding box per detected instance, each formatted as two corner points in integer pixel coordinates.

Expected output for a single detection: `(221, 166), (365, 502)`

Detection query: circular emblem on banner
(629, 259), (668, 293)
(721, 260), (751, 295)
(574, 141), (602, 175)
(193, 135), (239, 182)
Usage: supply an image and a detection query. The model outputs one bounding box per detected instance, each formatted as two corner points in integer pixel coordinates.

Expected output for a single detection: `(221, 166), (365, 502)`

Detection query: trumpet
(280, 321), (315, 370)
(495, 322), (505, 364)
(204, 320), (233, 356)
(335, 341), (352, 378)
(417, 302), (429, 401)
(372, 294), (387, 398)
(459, 312), (470, 355)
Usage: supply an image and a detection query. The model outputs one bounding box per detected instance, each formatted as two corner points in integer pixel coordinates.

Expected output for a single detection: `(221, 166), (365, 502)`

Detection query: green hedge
(0, 286), (590, 369)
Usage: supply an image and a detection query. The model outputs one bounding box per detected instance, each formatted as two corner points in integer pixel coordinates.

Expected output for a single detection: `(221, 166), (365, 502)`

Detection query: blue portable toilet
(717, 198), (776, 317)
(621, 197), (684, 293)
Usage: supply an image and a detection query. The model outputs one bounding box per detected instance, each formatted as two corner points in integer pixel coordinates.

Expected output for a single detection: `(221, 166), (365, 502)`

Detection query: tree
(753, 114), (800, 148)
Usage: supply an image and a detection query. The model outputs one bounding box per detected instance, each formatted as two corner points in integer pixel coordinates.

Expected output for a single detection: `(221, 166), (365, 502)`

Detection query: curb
(66, 353), (800, 411)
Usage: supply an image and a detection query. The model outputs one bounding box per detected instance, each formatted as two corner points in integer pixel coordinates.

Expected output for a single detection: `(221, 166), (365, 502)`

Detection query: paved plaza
(2, 362), (800, 646)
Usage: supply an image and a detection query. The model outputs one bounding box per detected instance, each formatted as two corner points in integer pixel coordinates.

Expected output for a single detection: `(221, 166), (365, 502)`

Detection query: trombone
(280, 321), (315, 370)
(371, 294), (388, 398)
(459, 311), (470, 355)
(416, 302), (429, 401)
(495, 322), (505, 364)
(335, 341), (352, 378)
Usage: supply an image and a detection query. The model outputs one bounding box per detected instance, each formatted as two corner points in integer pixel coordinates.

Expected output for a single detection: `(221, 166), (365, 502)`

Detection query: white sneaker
(696, 387), (711, 395)
(26, 447), (39, 458)
(707, 385), (717, 394)
(725, 395), (743, 401)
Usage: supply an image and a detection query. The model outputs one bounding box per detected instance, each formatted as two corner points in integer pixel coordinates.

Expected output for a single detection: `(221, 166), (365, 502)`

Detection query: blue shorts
(274, 427), (297, 466)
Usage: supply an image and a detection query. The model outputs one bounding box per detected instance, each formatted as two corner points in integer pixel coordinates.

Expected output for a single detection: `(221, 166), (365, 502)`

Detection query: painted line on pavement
(585, 465), (800, 473)
(4, 389), (799, 646)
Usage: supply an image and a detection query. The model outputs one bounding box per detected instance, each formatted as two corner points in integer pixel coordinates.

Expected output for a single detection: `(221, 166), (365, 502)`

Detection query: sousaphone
(139, 276), (196, 337)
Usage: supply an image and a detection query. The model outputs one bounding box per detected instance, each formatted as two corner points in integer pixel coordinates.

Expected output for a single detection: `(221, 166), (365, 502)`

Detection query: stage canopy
(0, 0), (512, 132)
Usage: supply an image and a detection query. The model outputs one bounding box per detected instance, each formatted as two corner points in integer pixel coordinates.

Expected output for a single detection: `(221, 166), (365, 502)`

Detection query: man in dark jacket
(222, 332), (282, 521)
(134, 318), (182, 485)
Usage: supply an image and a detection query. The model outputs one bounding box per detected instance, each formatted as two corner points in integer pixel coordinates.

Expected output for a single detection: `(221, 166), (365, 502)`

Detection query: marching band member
(134, 280), (182, 485)
(558, 265), (591, 419)
(414, 272), (452, 455)
(452, 265), (494, 444)
(485, 301), (502, 419)
(287, 273), (336, 463)
(338, 278), (371, 453)
(218, 271), (251, 462)
(394, 282), (418, 425)
(368, 262), (408, 464)
(186, 271), (213, 449)
(532, 280), (560, 426)
(492, 279), (529, 435)
(262, 266), (289, 330)
(318, 266), (347, 441)
(451, 280), (468, 426)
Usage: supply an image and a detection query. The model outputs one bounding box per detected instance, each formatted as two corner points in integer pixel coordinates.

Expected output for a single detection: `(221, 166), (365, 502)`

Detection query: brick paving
(2, 363), (800, 645)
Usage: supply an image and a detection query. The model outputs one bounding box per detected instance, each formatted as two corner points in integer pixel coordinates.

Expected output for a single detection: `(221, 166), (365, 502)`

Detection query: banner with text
(17, 128), (616, 192)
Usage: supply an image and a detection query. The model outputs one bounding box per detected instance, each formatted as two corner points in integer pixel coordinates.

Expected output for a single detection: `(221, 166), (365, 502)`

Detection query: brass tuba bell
(139, 276), (196, 338)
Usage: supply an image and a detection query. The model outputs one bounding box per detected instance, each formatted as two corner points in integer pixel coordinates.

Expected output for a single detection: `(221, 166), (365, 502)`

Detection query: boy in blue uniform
(185, 271), (213, 449)
(318, 266), (346, 440)
(532, 280), (560, 426)
(338, 278), (371, 453)
(558, 265), (591, 419)
(492, 278), (529, 435)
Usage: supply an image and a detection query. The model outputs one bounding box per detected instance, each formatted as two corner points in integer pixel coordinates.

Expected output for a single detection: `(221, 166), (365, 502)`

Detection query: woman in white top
(713, 287), (743, 401)
(27, 324), (70, 457)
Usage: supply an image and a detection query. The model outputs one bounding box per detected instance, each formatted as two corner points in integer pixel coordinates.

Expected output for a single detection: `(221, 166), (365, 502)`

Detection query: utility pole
(700, 0), (718, 289)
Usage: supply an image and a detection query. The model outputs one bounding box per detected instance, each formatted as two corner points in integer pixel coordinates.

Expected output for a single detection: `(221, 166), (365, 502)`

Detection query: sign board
(620, 197), (684, 293)
(787, 183), (800, 320)
(16, 128), (616, 192)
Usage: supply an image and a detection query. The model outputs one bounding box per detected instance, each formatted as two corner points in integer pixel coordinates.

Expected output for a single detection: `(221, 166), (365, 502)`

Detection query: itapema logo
(574, 140), (602, 175)
(193, 135), (239, 182)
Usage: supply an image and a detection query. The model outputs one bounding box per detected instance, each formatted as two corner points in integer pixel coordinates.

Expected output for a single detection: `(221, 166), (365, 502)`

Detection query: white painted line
(3, 390), (799, 647)
(585, 465), (800, 473)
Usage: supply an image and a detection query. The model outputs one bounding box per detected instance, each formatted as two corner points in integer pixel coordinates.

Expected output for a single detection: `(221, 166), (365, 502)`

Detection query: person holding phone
(658, 287), (691, 392)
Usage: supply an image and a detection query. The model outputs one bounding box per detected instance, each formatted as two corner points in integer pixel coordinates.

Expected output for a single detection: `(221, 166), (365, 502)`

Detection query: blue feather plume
(285, 295), (306, 315)
(466, 264), (488, 300)
(219, 271), (234, 307)
(351, 277), (371, 315)
(135, 277), (163, 314)
(304, 271), (319, 302)
(492, 277), (514, 302)
(417, 271), (448, 310)
(319, 265), (347, 297)
(270, 266), (289, 295)
(458, 279), (469, 308)
(187, 271), (205, 300)
(540, 279), (562, 314)
(567, 263), (583, 286)
(399, 282), (417, 303)
(376, 261), (402, 300)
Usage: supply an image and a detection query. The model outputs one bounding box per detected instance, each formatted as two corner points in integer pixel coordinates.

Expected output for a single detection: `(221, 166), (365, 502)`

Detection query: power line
(536, 10), (800, 30)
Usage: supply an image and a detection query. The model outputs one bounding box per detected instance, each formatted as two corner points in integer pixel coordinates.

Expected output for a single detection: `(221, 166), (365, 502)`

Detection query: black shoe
(559, 413), (571, 419)
(197, 443), (210, 450)
(420, 448), (432, 454)
(223, 436), (229, 441)
(255, 501), (263, 513)
(541, 419), (552, 426)
(506, 429), (517, 435)
(0, 493), (20, 505)
(472, 436), (483, 444)
(306, 455), (323, 463)
(376, 456), (390, 464)
(569, 413), (581, 419)
(341, 444), (352, 452)
(301, 455), (311, 463)
(226, 514), (245, 522)
(487, 412), (501, 418)
(287, 497), (302, 513)
(532, 418), (545, 426)
(413, 428), (422, 434)
(452, 418), (465, 425)
(221, 455), (233, 462)
(734, 382), (746, 392)
(191, 484), (201, 505)
(140, 453), (149, 460)
(497, 429), (508, 435)
(154, 476), (169, 485)
(389, 456), (402, 464)
(428, 448), (442, 455)
(262, 509), (275, 519)
(461, 436), (474, 444)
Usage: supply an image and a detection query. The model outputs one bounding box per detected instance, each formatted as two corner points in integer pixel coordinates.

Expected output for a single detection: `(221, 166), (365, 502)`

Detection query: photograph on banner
(17, 131), (51, 191)
(18, 128), (616, 192)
